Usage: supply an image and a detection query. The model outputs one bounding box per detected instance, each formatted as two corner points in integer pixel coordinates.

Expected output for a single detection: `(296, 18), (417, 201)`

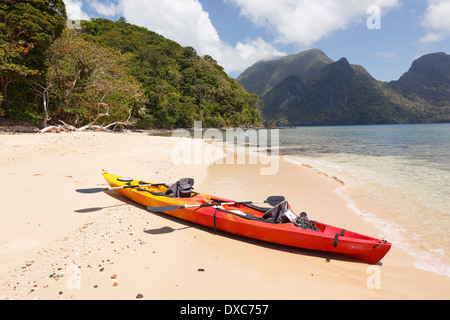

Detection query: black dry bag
(165, 178), (194, 198)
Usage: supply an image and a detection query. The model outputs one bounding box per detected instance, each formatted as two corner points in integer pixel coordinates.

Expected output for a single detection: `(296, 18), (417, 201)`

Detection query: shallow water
(278, 124), (450, 277)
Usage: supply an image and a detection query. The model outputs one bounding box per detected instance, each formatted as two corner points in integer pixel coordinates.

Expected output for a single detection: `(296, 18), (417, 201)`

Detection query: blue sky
(64, 0), (450, 81)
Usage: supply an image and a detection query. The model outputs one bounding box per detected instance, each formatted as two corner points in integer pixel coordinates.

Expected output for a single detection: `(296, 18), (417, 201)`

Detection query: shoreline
(1, 131), (449, 300)
(282, 152), (450, 279)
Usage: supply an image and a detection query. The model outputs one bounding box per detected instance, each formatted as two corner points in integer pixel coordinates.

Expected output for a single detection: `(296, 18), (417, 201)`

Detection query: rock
(136, 294), (144, 299)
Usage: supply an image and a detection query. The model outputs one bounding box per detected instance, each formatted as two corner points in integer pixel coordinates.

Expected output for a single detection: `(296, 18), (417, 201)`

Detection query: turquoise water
(278, 124), (450, 277)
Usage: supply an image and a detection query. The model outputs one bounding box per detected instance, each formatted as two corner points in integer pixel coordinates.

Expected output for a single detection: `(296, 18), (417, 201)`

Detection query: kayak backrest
(165, 178), (195, 198)
(261, 201), (291, 224)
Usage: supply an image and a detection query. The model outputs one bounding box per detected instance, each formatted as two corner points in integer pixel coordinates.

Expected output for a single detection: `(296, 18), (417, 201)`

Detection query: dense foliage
(81, 18), (261, 129)
(0, 0), (67, 118)
(45, 30), (146, 128)
(1, 9), (261, 129)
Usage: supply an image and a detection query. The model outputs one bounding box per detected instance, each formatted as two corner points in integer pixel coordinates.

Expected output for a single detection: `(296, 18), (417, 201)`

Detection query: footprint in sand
(65, 175), (81, 183)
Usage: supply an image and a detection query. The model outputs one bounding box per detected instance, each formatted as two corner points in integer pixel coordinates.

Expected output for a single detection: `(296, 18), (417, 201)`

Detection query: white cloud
(64, 0), (90, 21)
(86, 0), (285, 74)
(89, 0), (121, 17)
(419, 32), (445, 44)
(219, 38), (286, 72)
(226, 0), (401, 47)
(119, 0), (220, 52)
(376, 51), (398, 59)
(420, 0), (450, 43)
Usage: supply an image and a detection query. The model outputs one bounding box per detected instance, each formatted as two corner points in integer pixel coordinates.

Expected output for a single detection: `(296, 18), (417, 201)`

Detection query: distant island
(237, 49), (450, 126)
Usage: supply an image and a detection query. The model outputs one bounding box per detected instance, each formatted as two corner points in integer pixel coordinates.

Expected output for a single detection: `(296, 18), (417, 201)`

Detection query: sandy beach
(0, 130), (449, 301)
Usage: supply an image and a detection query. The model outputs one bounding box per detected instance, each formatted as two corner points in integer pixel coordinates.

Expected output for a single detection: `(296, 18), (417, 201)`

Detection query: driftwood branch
(39, 104), (135, 134)
(77, 103), (110, 131)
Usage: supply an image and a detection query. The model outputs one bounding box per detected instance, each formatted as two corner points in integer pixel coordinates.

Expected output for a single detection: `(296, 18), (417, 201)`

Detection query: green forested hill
(1, 13), (261, 129)
(237, 49), (333, 98)
(81, 19), (261, 129)
(388, 52), (450, 107)
(238, 49), (450, 126)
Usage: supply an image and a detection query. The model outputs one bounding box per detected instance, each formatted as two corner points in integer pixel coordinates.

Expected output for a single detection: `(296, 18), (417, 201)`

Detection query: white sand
(0, 131), (449, 300)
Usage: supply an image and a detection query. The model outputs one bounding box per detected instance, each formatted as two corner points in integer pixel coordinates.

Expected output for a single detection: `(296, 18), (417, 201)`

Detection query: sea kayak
(102, 173), (391, 264)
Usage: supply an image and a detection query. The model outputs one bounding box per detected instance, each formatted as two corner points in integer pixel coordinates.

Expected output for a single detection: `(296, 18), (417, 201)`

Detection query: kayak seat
(261, 201), (292, 224)
(134, 179), (196, 199)
(165, 178), (195, 198)
(261, 201), (321, 232)
(241, 203), (271, 213)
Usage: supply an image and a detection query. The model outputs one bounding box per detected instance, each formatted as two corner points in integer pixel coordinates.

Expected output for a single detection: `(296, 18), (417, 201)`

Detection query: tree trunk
(0, 76), (10, 118)
(41, 84), (53, 128)
(42, 90), (49, 128)
(32, 83), (54, 128)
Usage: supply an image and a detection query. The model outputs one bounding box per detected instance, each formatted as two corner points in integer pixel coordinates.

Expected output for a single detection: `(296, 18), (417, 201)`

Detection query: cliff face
(237, 49), (333, 98)
(388, 52), (450, 106)
(238, 50), (450, 126)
